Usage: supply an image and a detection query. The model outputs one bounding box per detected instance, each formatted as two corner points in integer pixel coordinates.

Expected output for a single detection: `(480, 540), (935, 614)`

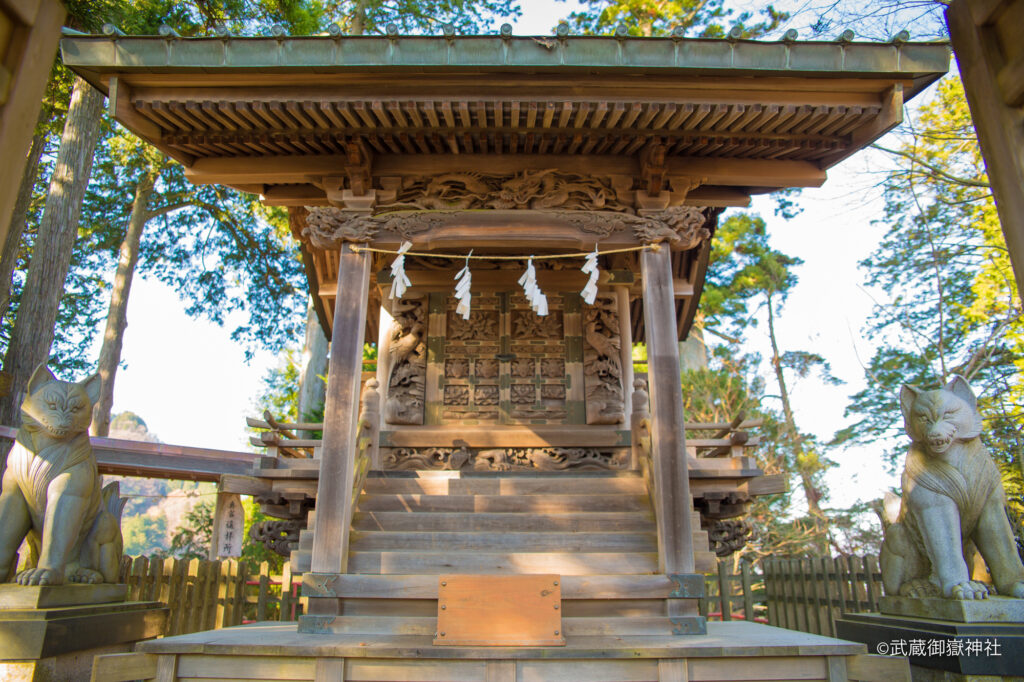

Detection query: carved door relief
(584, 294), (626, 425)
(509, 293), (569, 423)
(427, 291), (583, 425)
(440, 294), (503, 423)
(383, 297), (427, 425)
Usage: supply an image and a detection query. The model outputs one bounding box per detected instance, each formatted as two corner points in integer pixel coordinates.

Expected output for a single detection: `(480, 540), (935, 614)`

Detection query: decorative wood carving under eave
(300, 206), (711, 252)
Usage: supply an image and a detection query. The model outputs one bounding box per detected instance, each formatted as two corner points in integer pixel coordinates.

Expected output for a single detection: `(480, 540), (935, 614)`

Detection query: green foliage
(703, 213), (800, 335)
(836, 76), (1024, 516)
(122, 512), (168, 556)
(258, 348), (303, 423)
(559, 0), (786, 37)
(169, 500), (214, 559)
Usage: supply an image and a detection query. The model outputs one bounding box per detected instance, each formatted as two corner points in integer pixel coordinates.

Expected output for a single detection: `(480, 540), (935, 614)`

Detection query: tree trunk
(0, 76), (104, 437)
(351, 0), (368, 35)
(297, 299), (329, 430)
(0, 132), (47, 323)
(91, 170), (156, 436)
(766, 290), (828, 539)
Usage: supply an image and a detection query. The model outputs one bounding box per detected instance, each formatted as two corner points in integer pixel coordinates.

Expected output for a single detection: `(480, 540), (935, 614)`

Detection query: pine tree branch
(871, 143), (991, 189)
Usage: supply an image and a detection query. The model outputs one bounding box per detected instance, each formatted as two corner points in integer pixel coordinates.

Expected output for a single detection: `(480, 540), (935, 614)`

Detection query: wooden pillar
(641, 245), (697, 580)
(615, 286), (634, 418)
(375, 301), (394, 436)
(308, 242), (371, 614)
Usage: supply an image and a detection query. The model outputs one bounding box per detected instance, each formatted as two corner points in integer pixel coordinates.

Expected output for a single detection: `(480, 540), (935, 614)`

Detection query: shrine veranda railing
(123, 556), (876, 631)
(119, 556), (302, 636)
(762, 556), (884, 638)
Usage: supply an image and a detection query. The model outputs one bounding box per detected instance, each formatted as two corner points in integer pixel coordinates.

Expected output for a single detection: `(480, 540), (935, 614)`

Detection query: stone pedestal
(835, 597), (1024, 681)
(0, 584), (167, 682)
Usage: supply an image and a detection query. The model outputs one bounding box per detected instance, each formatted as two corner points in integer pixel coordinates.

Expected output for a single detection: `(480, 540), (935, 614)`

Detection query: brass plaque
(433, 574), (565, 646)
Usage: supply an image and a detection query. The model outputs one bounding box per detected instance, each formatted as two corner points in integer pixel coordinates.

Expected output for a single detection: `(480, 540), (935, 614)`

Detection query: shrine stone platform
(0, 584), (167, 681)
(128, 620), (901, 681)
(836, 612), (1024, 680)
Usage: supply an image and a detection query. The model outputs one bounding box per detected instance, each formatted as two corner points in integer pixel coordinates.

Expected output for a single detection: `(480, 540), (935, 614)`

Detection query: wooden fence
(699, 561), (767, 623)
(120, 555), (880, 638)
(763, 556), (883, 637)
(120, 556), (302, 636)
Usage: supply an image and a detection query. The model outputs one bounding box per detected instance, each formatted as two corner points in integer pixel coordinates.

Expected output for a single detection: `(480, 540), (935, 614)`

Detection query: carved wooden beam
(344, 140), (372, 196)
(185, 153), (827, 189)
(298, 207), (712, 254)
(640, 140), (668, 197)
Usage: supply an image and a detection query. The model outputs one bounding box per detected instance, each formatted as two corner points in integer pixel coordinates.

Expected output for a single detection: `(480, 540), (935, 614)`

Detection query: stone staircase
(292, 469), (716, 637)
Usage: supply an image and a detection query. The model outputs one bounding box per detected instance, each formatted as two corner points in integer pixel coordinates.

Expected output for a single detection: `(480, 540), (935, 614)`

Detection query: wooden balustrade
(763, 556), (883, 637)
(121, 554), (891, 638)
(119, 556), (303, 635)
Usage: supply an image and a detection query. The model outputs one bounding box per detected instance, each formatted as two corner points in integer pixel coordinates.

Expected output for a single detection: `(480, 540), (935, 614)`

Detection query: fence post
(819, 557), (836, 637)
(166, 559), (185, 636)
(863, 555), (880, 610)
(716, 562), (732, 621)
(741, 561), (754, 622)
(257, 561), (270, 622)
(216, 561), (229, 628)
(280, 562), (293, 621)
(188, 559), (205, 634)
(129, 557), (144, 601)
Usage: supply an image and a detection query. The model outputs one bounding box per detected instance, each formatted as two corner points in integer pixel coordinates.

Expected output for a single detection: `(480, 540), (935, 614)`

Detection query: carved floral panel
(583, 294), (625, 425)
(383, 446), (630, 471)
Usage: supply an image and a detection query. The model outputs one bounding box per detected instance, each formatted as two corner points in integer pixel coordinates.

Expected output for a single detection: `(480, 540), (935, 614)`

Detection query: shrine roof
(61, 35), (950, 207)
(60, 33), (949, 343)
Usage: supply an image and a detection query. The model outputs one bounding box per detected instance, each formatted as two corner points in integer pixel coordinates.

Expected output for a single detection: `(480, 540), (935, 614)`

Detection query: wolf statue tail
(101, 481), (127, 522)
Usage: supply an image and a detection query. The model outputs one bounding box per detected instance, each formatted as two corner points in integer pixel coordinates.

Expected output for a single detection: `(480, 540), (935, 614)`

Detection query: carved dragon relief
(584, 295), (625, 425)
(383, 447), (629, 471)
(382, 170), (629, 212)
(301, 205), (711, 252)
(383, 298), (427, 425)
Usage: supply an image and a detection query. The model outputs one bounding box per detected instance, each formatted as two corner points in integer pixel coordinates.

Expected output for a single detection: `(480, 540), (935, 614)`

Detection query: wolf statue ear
(80, 373), (102, 406)
(945, 375), (977, 409)
(26, 363), (57, 396)
(899, 384), (920, 426)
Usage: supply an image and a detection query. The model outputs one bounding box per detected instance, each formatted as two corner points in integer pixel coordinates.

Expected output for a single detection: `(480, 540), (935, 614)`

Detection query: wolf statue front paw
(1006, 580), (1024, 598)
(949, 580), (989, 600)
(898, 578), (939, 598)
(69, 567), (103, 584)
(16, 567), (64, 586)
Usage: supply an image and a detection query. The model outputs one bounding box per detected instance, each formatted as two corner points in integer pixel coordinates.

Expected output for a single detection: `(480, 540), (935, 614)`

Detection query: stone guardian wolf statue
(880, 375), (1024, 600)
(0, 364), (124, 585)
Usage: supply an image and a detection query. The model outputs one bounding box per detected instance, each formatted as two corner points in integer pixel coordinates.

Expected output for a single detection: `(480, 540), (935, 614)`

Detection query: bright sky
(96, 0), (927, 515)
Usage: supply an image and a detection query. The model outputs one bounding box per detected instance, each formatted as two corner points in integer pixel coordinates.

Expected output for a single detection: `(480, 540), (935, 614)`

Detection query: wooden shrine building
(63, 31), (947, 682)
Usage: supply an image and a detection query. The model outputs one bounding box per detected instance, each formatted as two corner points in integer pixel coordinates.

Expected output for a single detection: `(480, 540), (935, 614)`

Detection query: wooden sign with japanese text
(210, 493), (244, 559)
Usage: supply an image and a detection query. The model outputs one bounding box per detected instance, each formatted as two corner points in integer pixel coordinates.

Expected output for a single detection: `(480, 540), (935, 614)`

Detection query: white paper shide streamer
(388, 241), (413, 299)
(454, 252), (473, 320)
(580, 246), (599, 305)
(518, 257), (548, 316)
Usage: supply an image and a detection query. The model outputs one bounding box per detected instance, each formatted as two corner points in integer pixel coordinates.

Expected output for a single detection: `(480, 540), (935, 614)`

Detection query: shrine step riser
(351, 510), (659, 532)
(312, 530), (658, 552)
